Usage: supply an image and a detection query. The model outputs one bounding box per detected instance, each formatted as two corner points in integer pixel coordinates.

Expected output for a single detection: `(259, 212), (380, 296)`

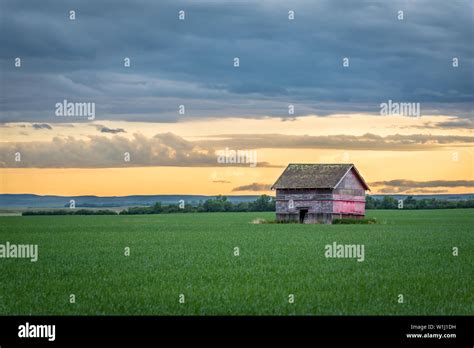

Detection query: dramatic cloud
(2, 130), (473, 168)
(197, 133), (474, 150)
(371, 179), (473, 194)
(402, 117), (474, 130)
(0, 133), (275, 168)
(370, 180), (474, 188)
(99, 126), (126, 134)
(377, 187), (449, 194)
(434, 119), (474, 129)
(232, 183), (271, 192)
(1, 0), (472, 123)
(31, 123), (52, 130)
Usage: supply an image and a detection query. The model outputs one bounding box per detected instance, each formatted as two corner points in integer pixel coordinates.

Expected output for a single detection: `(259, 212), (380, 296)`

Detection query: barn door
(299, 209), (308, 223)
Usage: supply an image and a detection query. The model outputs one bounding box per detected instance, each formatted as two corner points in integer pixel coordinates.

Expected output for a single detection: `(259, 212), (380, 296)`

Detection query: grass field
(0, 209), (472, 315)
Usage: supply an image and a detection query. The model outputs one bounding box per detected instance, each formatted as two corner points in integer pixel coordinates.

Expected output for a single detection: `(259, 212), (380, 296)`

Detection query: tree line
(23, 195), (276, 215)
(120, 195), (276, 214)
(365, 195), (474, 210)
(22, 195), (474, 216)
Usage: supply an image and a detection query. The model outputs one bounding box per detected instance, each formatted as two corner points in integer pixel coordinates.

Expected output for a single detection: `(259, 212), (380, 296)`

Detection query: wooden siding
(332, 169), (366, 216)
(333, 169), (366, 196)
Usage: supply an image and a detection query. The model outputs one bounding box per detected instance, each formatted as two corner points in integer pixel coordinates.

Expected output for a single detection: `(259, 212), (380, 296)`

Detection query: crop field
(0, 209), (472, 315)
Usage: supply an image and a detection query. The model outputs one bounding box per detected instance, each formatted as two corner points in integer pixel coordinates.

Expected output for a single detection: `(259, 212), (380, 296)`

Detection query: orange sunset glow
(1, 115), (472, 196)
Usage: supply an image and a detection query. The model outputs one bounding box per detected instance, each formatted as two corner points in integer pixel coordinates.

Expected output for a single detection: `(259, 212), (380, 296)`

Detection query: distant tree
(365, 195), (376, 209)
(151, 202), (163, 213)
(403, 196), (417, 209)
(249, 195), (275, 211)
(381, 196), (398, 209)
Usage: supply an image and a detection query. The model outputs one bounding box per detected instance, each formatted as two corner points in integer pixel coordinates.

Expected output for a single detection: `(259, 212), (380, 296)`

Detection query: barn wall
(276, 190), (333, 213)
(332, 199), (365, 215)
(332, 168), (366, 216)
(276, 212), (333, 224)
(275, 189), (334, 224)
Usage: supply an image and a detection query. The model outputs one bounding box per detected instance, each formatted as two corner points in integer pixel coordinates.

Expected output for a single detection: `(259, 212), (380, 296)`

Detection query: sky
(0, 0), (473, 196)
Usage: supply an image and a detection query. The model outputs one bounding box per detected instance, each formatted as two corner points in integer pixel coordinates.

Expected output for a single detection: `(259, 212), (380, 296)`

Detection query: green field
(0, 209), (472, 315)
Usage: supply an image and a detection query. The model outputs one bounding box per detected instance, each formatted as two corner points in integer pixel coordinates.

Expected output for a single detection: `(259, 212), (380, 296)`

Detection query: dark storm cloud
(371, 179), (473, 194)
(434, 119), (474, 129)
(1, 0), (473, 123)
(0, 132), (276, 168)
(95, 125), (126, 134)
(370, 179), (474, 188)
(0, 130), (471, 168)
(100, 127), (125, 134)
(196, 133), (474, 150)
(232, 183), (271, 192)
(377, 187), (449, 194)
(400, 117), (474, 130)
(31, 123), (52, 130)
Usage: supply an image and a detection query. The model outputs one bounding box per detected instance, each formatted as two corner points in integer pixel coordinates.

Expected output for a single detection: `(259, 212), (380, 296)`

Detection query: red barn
(271, 164), (370, 224)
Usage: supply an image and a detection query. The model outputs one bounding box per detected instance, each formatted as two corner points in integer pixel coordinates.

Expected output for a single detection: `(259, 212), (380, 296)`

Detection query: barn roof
(271, 163), (370, 190)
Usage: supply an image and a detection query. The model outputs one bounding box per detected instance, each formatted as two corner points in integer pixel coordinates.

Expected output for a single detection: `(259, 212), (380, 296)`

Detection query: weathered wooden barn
(271, 164), (370, 224)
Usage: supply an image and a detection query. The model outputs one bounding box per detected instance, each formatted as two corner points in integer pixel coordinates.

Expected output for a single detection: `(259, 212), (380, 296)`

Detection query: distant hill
(0, 194), (262, 209)
(0, 193), (472, 209)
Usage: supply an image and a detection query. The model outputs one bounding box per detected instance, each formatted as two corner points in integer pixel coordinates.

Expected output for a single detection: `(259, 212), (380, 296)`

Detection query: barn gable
(334, 166), (370, 192)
